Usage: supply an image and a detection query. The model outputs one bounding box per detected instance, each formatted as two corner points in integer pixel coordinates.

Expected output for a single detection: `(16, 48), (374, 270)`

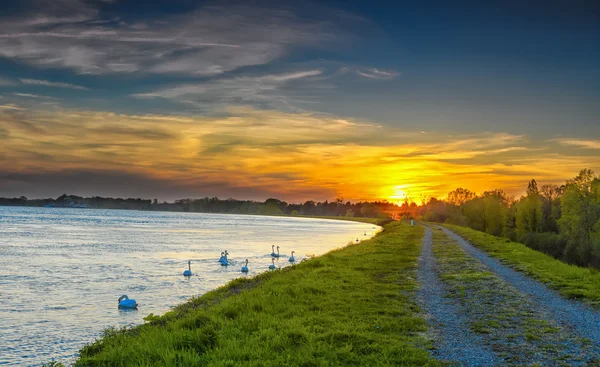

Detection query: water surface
(0, 207), (376, 366)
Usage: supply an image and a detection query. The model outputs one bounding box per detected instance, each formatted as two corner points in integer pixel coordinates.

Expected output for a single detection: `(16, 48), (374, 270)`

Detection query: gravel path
(440, 226), (600, 351)
(416, 227), (500, 366)
(430, 226), (599, 365)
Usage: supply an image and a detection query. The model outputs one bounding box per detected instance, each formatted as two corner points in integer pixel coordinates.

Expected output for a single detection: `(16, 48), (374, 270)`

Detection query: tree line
(419, 169), (600, 268)
(0, 194), (399, 219)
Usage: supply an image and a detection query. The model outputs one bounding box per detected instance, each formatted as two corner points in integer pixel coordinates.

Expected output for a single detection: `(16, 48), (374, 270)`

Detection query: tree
(345, 209), (355, 217)
(540, 184), (562, 233)
(515, 195), (543, 239)
(567, 169), (596, 191)
(503, 201), (518, 240)
(482, 191), (507, 236)
(447, 188), (476, 206)
(515, 179), (544, 239)
(422, 197), (449, 223)
(290, 210), (299, 216)
(526, 179), (539, 196)
(461, 190), (507, 236)
(264, 198), (283, 215)
(558, 170), (600, 265)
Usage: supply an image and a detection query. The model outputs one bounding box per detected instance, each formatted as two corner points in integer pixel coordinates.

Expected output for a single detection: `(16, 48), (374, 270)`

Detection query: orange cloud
(1, 106), (599, 201)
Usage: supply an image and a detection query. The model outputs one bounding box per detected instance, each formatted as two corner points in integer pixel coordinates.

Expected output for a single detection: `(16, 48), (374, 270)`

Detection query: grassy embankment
(443, 224), (600, 307)
(66, 221), (440, 366)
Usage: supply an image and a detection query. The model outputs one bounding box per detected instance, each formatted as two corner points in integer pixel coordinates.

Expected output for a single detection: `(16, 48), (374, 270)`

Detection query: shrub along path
(420, 225), (600, 366)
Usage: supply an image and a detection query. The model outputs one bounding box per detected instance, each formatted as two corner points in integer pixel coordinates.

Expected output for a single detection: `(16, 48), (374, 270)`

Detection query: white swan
(183, 260), (192, 276)
(241, 259), (249, 273)
(269, 258), (276, 270)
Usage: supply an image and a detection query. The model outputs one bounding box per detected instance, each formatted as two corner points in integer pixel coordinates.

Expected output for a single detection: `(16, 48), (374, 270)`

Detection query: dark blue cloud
(0, 0), (597, 137)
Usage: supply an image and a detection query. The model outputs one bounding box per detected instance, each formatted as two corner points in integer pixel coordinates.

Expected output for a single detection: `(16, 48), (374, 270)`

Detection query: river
(0, 207), (376, 366)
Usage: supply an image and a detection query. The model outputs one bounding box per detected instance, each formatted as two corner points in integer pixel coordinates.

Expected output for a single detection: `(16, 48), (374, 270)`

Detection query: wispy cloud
(555, 139), (600, 150)
(13, 93), (56, 99)
(19, 78), (88, 90)
(337, 66), (400, 80)
(0, 104), (24, 110)
(355, 68), (400, 80)
(133, 69), (324, 110)
(0, 4), (342, 76)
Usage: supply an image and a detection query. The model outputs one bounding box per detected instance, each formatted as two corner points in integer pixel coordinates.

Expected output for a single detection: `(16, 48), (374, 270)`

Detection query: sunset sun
(388, 186), (409, 202)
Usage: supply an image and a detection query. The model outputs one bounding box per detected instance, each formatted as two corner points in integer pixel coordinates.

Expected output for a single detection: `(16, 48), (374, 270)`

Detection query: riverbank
(50, 220), (440, 366)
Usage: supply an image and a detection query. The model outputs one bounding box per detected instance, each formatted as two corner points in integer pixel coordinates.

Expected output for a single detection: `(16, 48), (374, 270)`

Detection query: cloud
(2, 106), (598, 201)
(0, 104), (24, 110)
(132, 69), (324, 110)
(13, 92), (56, 99)
(335, 66), (400, 80)
(0, 4), (342, 76)
(355, 68), (400, 80)
(19, 78), (88, 90)
(555, 139), (600, 150)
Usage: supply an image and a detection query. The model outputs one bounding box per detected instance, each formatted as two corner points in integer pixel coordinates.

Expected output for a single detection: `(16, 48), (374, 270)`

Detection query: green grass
(69, 222), (441, 367)
(443, 224), (600, 308)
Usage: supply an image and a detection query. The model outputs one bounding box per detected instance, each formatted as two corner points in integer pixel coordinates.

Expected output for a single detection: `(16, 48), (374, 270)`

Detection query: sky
(0, 0), (599, 202)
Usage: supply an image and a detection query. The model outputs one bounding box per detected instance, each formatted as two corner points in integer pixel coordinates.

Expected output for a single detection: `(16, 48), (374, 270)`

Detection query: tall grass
(71, 222), (439, 366)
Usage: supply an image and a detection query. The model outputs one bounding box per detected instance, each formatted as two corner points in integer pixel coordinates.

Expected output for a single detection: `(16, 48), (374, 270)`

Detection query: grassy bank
(443, 224), (600, 307)
(67, 221), (439, 366)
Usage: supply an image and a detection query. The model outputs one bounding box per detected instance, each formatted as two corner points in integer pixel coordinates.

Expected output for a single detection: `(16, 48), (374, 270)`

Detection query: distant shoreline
(0, 193), (405, 220)
(0, 204), (389, 225)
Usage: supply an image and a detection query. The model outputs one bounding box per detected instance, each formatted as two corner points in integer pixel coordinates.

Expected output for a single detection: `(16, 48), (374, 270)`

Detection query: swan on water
(289, 251), (296, 262)
(218, 251), (225, 262)
(183, 260), (192, 276)
(118, 295), (138, 309)
(270, 245), (276, 257)
(241, 259), (249, 273)
(220, 250), (229, 266)
(269, 258), (276, 270)
(274, 245), (281, 258)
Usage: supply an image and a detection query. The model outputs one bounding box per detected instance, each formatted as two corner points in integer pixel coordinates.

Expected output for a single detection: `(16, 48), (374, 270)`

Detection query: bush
(518, 232), (568, 261)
